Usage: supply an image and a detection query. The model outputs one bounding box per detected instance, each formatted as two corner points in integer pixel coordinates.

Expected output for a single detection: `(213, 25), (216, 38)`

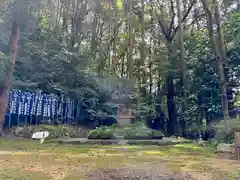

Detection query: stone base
(117, 118), (131, 126)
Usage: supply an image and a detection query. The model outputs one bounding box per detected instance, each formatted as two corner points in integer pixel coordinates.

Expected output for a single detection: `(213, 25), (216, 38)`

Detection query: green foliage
(0, 0), (239, 138)
(33, 125), (77, 139)
(12, 29), (116, 125)
(234, 93), (240, 107)
(213, 119), (240, 144)
(214, 128), (234, 144)
(115, 0), (123, 10)
(87, 123), (164, 140)
(179, 14), (240, 131)
(225, 12), (240, 45)
(123, 124), (164, 140)
(0, 52), (9, 83)
(88, 126), (116, 140)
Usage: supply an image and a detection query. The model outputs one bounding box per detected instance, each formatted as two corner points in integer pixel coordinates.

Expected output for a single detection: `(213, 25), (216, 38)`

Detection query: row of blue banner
(7, 90), (75, 118)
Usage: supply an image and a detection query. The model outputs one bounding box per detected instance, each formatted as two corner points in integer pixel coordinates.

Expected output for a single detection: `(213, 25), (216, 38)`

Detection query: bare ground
(87, 168), (197, 180)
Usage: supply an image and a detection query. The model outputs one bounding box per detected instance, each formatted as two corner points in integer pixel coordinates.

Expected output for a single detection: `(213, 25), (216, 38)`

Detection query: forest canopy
(0, 0), (240, 136)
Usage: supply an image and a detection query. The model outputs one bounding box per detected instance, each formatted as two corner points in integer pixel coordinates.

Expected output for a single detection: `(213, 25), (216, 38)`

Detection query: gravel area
(87, 168), (197, 180)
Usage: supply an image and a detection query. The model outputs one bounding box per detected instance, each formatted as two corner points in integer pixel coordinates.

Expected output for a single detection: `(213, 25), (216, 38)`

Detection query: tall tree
(176, 0), (188, 135)
(0, 0), (23, 134)
(151, 0), (196, 135)
(201, 0), (230, 130)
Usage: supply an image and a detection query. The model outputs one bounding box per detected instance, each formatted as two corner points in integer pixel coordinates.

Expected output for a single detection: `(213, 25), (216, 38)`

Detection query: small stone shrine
(111, 90), (133, 126)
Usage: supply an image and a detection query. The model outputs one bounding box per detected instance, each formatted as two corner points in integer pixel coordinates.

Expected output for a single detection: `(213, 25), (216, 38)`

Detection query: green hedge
(87, 124), (164, 140)
(123, 125), (164, 140)
(88, 127), (116, 140)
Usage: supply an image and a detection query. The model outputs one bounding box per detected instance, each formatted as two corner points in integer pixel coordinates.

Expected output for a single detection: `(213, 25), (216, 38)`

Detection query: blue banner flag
(19, 91), (27, 115)
(43, 94), (48, 117)
(11, 90), (19, 114)
(37, 94), (43, 116)
(7, 90), (75, 119)
(57, 95), (64, 116)
(31, 92), (38, 115)
(24, 92), (32, 115)
(51, 95), (57, 117)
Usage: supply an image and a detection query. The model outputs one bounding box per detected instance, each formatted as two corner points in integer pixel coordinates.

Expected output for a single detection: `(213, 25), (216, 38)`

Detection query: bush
(214, 119), (240, 144)
(33, 125), (77, 139)
(88, 126), (116, 140)
(12, 126), (33, 138)
(215, 129), (235, 144)
(87, 124), (164, 140)
(151, 130), (164, 139)
(123, 124), (164, 140)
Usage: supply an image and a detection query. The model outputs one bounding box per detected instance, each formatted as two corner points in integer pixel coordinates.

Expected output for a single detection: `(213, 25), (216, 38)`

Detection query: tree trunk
(155, 72), (165, 131)
(177, 0), (187, 97)
(139, 0), (147, 97)
(0, 21), (20, 133)
(177, 0), (187, 136)
(213, 0), (227, 63)
(201, 0), (230, 130)
(121, 52), (125, 77)
(166, 74), (177, 135)
(213, 0), (233, 113)
(111, 26), (117, 77)
(165, 40), (177, 136)
(91, 0), (101, 60)
(126, 3), (133, 80)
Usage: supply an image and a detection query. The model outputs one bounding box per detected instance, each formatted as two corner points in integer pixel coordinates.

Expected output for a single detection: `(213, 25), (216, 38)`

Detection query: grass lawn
(0, 139), (239, 180)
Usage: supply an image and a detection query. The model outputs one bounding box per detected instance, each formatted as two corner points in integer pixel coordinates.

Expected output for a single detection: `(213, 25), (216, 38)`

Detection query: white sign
(32, 131), (49, 140)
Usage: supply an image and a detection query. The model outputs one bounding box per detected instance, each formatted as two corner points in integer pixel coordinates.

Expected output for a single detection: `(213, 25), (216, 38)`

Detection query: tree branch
(170, 0), (197, 40)
(167, 0), (176, 38)
(98, 21), (123, 58)
(184, 13), (205, 30)
(157, 19), (169, 39)
(155, 0), (169, 38)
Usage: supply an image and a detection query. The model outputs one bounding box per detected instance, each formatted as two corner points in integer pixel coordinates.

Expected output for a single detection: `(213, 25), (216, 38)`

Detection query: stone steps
(114, 128), (125, 140)
(115, 136), (124, 140)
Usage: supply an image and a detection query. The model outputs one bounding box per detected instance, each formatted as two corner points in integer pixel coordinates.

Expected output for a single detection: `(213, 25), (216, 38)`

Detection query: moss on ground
(0, 139), (239, 180)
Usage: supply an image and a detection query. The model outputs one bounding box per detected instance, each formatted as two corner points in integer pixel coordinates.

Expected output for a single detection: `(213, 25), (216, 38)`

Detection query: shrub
(33, 125), (77, 139)
(87, 124), (164, 140)
(123, 124), (164, 140)
(88, 127), (116, 140)
(215, 129), (235, 144)
(214, 119), (240, 144)
(12, 126), (33, 138)
(151, 130), (164, 139)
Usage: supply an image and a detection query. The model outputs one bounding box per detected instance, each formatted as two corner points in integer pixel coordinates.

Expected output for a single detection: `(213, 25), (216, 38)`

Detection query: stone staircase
(114, 127), (125, 140)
